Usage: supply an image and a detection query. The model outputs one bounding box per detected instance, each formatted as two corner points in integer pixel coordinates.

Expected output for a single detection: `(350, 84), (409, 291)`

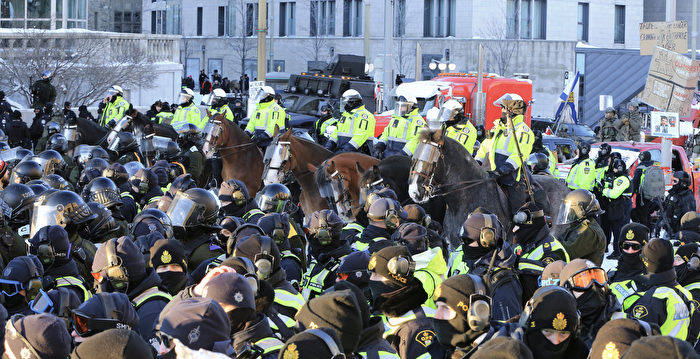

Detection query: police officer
(512, 201), (570, 300)
(128, 168), (163, 210)
(219, 179), (265, 223)
(608, 223), (648, 307)
(63, 101), (77, 122)
(366, 245), (445, 358)
(172, 87), (204, 130)
(435, 99), (478, 156)
(356, 198), (401, 252)
(662, 171), (696, 236)
(257, 213), (304, 284)
(631, 151), (658, 228)
(560, 259), (622, 347)
(103, 163), (138, 222)
(204, 88), (234, 123)
(27, 225), (91, 303)
(99, 85), (130, 127)
(175, 123), (205, 183)
(46, 134), (78, 183)
(82, 176), (129, 235)
(155, 101), (174, 125)
(556, 189), (607, 266)
(254, 182), (292, 215)
(301, 210), (352, 300)
(527, 152), (552, 176)
(31, 70), (57, 109)
(109, 132), (145, 165)
(326, 89), (375, 154)
(314, 103), (337, 146)
(531, 130), (559, 176)
(624, 238), (695, 341)
(622, 100), (643, 142)
(595, 143), (612, 177)
(5, 111), (30, 149)
(674, 243), (700, 310)
(598, 107), (618, 142)
(1, 255), (44, 315)
(599, 158), (632, 259)
(166, 187), (224, 269)
(375, 95), (426, 158)
(245, 86), (286, 149)
(475, 93), (534, 215)
(566, 141), (597, 191)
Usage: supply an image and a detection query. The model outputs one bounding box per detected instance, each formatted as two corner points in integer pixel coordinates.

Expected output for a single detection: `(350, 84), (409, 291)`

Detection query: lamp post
(428, 60), (456, 73)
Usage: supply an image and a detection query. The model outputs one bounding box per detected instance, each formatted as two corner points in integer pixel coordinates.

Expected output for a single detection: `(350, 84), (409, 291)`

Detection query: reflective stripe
(254, 337), (284, 354)
(343, 222), (364, 234)
(358, 351), (401, 359)
(55, 276), (92, 302)
(273, 288), (305, 312)
(650, 286), (692, 339)
(684, 282), (700, 292)
(301, 260), (339, 300)
(131, 286), (173, 308)
(243, 209), (265, 222)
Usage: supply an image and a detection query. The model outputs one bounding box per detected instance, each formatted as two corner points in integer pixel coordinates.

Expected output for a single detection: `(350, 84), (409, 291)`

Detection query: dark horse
(408, 128), (571, 246)
(357, 155), (447, 225)
(262, 129), (333, 216)
(75, 112), (177, 147)
(201, 114), (263, 195)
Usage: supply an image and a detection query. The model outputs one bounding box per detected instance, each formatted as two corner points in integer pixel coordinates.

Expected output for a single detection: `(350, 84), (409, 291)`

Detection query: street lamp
(428, 59), (456, 73)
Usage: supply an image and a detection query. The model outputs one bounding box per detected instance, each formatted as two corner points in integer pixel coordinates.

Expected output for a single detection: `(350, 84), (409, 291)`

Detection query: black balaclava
(576, 286), (607, 321)
(462, 243), (491, 261)
(368, 280), (402, 311)
(158, 272), (188, 295)
(525, 330), (571, 359)
(513, 216), (546, 246)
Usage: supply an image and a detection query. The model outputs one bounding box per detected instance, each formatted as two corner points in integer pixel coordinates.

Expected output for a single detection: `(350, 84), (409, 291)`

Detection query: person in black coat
(78, 105), (96, 122)
(663, 171), (697, 236)
(29, 106), (45, 147)
(6, 110), (30, 149)
(631, 151), (657, 228)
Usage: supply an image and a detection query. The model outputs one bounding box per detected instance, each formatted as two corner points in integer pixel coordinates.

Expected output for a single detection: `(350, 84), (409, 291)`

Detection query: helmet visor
(394, 101), (413, 117)
(30, 204), (60, 238)
(62, 127), (78, 145)
(202, 94), (214, 106)
(555, 202), (580, 225)
(107, 134), (120, 152)
(255, 193), (287, 213)
(177, 93), (193, 105)
(167, 195), (199, 228)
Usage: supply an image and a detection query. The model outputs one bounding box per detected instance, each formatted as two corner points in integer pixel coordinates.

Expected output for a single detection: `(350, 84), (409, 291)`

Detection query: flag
(545, 126), (552, 135)
(555, 71), (579, 124)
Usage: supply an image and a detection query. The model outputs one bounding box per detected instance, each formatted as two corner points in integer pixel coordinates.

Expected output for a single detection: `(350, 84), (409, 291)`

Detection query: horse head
(357, 163), (390, 207)
(408, 128), (448, 203)
(312, 159), (354, 220)
(201, 113), (226, 158)
(262, 129), (293, 185)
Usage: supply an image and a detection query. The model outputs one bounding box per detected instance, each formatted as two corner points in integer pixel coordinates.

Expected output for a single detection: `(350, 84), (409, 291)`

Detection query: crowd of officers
(0, 79), (698, 359)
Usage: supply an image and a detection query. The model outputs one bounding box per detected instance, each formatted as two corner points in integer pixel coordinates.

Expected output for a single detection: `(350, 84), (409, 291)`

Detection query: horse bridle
(203, 119), (258, 158)
(321, 167), (355, 218)
(263, 140), (293, 184)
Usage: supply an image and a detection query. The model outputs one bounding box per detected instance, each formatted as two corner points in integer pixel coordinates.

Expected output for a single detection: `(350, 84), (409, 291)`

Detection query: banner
(639, 21), (688, 56)
(641, 46), (700, 117)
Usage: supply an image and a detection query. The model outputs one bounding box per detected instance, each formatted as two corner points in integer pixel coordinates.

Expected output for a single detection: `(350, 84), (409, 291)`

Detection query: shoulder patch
(632, 305), (648, 318)
(616, 179), (624, 185)
(415, 330), (435, 348)
(602, 342), (620, 359)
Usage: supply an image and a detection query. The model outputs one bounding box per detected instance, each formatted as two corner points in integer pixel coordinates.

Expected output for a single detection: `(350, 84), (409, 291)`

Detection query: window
(197, 7), (202, 36)
(506, 0), (546, 39)
(311, 0), (334, 36)
(343, 0), (362, 37)
(394, 0), (405, 37)
(423, 0), (456, 37)
(218, 6), (225, 36)
(151, 10), (166, 34)
(279, 2), (295, 36)
(614, 5), (625, 44)
(246, 3), (258, 37)
(577, 3), (588, 41)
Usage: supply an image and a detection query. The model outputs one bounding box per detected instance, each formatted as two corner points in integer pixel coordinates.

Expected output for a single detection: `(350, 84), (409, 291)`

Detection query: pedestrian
(31, 70), (57, 108)
(6, 110), (30, 149)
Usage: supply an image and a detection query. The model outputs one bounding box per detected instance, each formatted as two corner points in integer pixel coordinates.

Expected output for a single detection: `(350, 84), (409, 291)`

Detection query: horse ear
(273, 125), (280, 138)
(329, 161), (336, 172)
(356, 162), (366, 174)
(307, 163), (318, 173)
(372, 165), (381, 176)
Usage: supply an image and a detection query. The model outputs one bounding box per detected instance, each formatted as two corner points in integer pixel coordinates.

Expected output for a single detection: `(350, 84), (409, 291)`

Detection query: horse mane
(313, 160), (329, 186)
(218, 114), (251, 143)
(418, 127), (487, 179)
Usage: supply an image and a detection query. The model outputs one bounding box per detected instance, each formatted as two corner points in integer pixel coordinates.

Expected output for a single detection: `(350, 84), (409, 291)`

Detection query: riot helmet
(254, 183), (291, 214)
(47, 134), (68, 154)
(435, 99), (464, 128)
(132, 208), (174, 239)
(41, 174), (72, 191)
(527, 153), (549, 174)
(0, 183), (35, 230)
(31, 190), (96, 238)
(673, 171), (691, 188)
(254, 86), (275, 103)
(598, 143), (611, 158)
(166, 188), (221, 230)
(37, 150), (67, 176)
(78, 202), (121, 243)
(556, 189), (603, 225)
(82, 177), (122, 209)
(177, 123), (201, 148)
(578, 142), (590, 158)
(102, 163), (129, 187)
(177, 88), (194, 106)
(109, 132), (138, 154)
(46, 121), (61, 136)
(340, 89), (363, 112)
(123, 161), (145, 179)
(395, 95), (417, 117)
(10, 160), (43, 184)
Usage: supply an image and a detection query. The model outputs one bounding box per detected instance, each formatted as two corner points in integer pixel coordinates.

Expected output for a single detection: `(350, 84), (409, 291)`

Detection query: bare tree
(479, 17), (517, 76)
(0, 29), (155, 107)
(303, 1), (328, 64)
(229, 0), (257, 78)
(392, 0), (413, 76)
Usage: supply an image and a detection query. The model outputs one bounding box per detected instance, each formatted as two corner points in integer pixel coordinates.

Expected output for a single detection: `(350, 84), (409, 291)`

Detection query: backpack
(640, 165), (666, 200)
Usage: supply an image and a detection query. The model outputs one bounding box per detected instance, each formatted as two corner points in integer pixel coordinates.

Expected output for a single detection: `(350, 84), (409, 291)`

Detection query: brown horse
(262, 129), (334, 216)
(202, 114), (263, 195)
(310, 152), (379, 220)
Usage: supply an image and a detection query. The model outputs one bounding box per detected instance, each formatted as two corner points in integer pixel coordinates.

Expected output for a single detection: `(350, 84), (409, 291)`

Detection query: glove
(476, 159), (483, 166)
(107, 119), (116, 129)
(488, 170), (501, 179)
(497, 163), (516, 175)
(325, 140), (336, 151)
(341, 143), (357, 152)
(374, 142), (387, 153)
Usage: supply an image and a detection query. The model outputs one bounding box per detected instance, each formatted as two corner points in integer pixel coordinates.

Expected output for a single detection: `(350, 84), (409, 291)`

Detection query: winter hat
(676, 243), (700, 263)
(156, 297), (233, 354)
(641, 238), (674, 274)
(471, 336), (534, 359)
(91, 236), (146, 281)
(295, 290), (362, 354)
(540, 260), (566, 286)
(433, 274), (480, 322)
(150, 164), (169, 188)
(680, 211), (700, 231)
(402, 204), (430, 226)
(622, 335), (699, 359)
(590, 319), (660, 359)
(328, 281), (370, 329)
(41, 288), (81, 319)
(368, 245), (415, 286)
(3, 255), (44, 285)
(71, 328), (153, 359)
(132, 217), (166, 238)
(559, 258), (598, 288)
(150, 239), (188, 272)
(27, 225), (72, 267)
(279, 327), (344, 359)
(619, 223), (650, 246)
(337, 251), (371, 288)
(5, 313), (71, 359)
(523, 286), (579, 333)
(72, 292), (140, 335)
(392, 222), (428, 254)
(257, 212), (290, 243)
(202, 272), (256, 311)
(307, 210), (344, 244)
(232, 234), (281, 273)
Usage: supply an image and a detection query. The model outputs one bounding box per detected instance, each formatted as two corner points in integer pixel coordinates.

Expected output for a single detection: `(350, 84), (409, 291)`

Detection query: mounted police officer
(245, 86), (286, 149)
(172, 87), (203, 130)
(204, 88), (234, 123)
(375, 95), (426, 158)
(326, 89), (375, 154)
(99, 85), (130, 128)
(436, 99), (477, 155)
(475, 93), (534, 215)
(314, 103), (337, 146)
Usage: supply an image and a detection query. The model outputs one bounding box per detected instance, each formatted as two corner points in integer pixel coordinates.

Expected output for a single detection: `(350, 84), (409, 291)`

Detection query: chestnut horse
(262, 129), (334, 216)
(202, 114), (263, 195)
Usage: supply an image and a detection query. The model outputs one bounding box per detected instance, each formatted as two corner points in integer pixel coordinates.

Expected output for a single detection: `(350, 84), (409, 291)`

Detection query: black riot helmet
(132, 208), (174, 239)
(78, 202), (121, 243)
(46, 121), (61, 136)
(673, 171), (691, 188)
(177, 123), (201, 148)
(110, 132), (138, 154)
(31, 190), (96, 238)
(167, 188), (221, 229)
(0, 183), (35, 227)
(10, 160), (43, 184)
(578, 142), (590, 158)
(47, 134), (68, 154)
(254, 183), (291, 214)
(639, 151), (651, 163)
(41, 174), (73, 191)
(527, 152), (549, 174)
(82, 177), (122, 210)
(90, 147), (110, 162)
(102, 163), (129, 187)
(38, 150), (67, 175)
(598, 143), (611, 158)
(85, 158), (110, 174)
(611, 158), (626, 175)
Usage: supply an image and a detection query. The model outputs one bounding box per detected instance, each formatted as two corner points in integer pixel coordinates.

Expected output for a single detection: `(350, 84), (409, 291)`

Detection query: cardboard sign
(639, 21), (688, 56)
(642, 46), (700, 116)
(247, 81), (265, 118)
(650, 112), (680, 138)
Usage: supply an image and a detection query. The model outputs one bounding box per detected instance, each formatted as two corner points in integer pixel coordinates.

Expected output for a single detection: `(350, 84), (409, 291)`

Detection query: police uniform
(382, 306), (444, 359)
(179, 145), (205, 184)
(376, 108), (426, 157)
(328, 105), (376, 152)
(600, 171), (632, 255)
(99, 95), (129, 127)
(514, 226), (570, 299)
(172, 102), (204, 130)
(155, 111), (174, 125)
(300, 244), (352, 301)
(559, 218), (607, 266)
(566, 157), (597, 190)
(245, 101), (286, 147)
(444, 120), (478, 155)
(204, 103), (235, 123)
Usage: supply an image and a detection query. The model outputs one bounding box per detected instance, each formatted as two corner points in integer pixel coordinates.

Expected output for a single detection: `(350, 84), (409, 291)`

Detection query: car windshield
(531, 118), (554, 132)
(560, 124), (595, 137)
(281, 95), (299, 110)
(589, 145), (662, 169)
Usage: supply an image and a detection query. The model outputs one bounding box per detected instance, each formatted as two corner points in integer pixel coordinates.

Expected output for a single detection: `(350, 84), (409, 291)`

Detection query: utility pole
(476, 44), (485, 126)
(382, 0), (394, 106)
(269, 0), (275, 72)
(415, 42), (422, 81)
(257, 0), (267, 82)
(692, 0), (697, 60)
(364, 1), (370, 64)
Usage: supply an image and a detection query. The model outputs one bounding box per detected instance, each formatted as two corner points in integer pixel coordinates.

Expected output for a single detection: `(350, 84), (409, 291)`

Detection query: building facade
(0, 0), (88, 29)
(88, 0), (142, 33)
